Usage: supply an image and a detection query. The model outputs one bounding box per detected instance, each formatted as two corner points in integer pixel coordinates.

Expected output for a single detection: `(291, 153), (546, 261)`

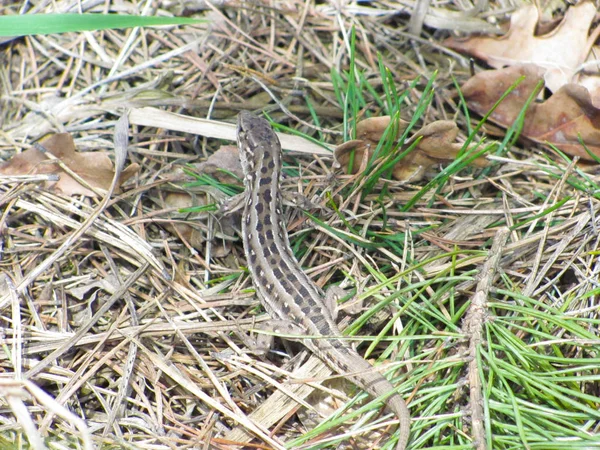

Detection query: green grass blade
(0, 14), (203, 37)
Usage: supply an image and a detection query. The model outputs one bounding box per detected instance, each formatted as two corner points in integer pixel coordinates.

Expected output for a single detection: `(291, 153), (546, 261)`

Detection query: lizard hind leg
(241, 320), (307, 355)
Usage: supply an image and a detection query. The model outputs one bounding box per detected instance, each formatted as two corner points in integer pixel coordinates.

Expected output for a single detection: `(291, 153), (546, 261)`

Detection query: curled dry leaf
(355, 115), (410, 141)
(0, 133), (139, 196)
(334, 116), (487, 183)
(462, 64), (600, 160)
(333, 139), (372, 175)
(444, 2), (598, 96)
(409, 120), (463, 157)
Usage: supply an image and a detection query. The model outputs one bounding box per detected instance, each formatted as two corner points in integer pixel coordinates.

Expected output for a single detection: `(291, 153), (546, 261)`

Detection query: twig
(463, 227), (510, 450)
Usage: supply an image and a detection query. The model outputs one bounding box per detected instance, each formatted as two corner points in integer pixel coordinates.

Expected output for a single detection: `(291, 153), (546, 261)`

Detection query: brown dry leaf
(158, 145), (243, 254)
(160, 190), (234, 256)
(334, 140), (372, 175)
(0, 133), (139, 196)
(355, 115), (410, 141)
(334, 116), (486, 182)
(462, 64), (600, 160)
(162, 192), (208, 250)
(195, 144), (243, 183)
(444, 2), (598, 95)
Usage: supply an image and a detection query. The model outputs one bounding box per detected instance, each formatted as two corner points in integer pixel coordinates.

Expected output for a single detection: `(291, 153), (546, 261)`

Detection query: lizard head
(237, 111), (282, 179)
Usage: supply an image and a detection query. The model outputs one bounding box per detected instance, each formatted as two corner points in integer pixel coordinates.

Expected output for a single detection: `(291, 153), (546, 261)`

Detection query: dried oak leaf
(334, 117), (487, 183)
(444, 2), (597, 95)
(0, 133), (139, 196)
(462, 64), (600, 160)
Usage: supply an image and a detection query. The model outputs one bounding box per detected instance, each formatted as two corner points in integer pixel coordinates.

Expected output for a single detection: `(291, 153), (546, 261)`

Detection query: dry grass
(1, 1), (599, 449)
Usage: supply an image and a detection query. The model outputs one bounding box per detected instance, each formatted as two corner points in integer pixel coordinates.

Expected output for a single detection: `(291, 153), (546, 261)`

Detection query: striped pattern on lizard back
(236, 111), (410, 450)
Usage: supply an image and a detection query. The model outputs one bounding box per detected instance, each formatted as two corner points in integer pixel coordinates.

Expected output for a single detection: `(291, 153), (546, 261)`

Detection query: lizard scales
(236, 111), (410, 449)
